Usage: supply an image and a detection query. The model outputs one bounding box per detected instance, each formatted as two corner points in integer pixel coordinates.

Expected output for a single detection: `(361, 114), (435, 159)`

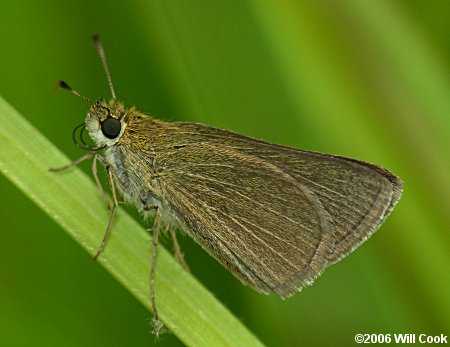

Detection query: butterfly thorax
(85, 99), (164, 212)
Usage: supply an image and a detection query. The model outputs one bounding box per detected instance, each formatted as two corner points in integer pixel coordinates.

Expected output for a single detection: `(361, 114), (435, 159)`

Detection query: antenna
(92, 33), (117, 99)
(56, 80), (93, 104)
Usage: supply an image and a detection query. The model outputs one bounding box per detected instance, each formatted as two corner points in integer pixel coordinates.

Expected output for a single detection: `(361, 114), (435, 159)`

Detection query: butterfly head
(85, 98), (128, 147)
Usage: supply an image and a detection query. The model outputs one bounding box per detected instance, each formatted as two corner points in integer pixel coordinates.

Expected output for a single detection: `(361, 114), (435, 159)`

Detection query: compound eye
(101, 117), (121, 139)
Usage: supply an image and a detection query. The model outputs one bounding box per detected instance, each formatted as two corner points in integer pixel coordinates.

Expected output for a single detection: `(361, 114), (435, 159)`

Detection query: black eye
(101, 117), (121, 139)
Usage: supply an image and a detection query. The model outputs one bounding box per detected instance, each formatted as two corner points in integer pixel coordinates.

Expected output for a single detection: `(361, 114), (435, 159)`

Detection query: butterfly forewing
(165, 123), (403, 263)
(119, 118), (402, 297)
(158, 142), (335, 296)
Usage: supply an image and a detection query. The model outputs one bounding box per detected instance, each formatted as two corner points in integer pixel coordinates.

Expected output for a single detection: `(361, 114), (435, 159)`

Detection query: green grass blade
(0, 95), (265, 347)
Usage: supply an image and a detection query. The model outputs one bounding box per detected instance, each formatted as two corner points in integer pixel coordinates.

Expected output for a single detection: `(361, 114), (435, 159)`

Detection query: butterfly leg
(50, 152), (113, 210)
(49, 151), (94, 172)
(94, 166), (118, 260)
(144, 204), (164, 335)
(92, 154), (112, 210)
(169, 228), (190, 272)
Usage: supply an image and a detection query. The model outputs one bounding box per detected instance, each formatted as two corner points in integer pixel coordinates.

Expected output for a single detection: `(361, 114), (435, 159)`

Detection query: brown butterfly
(52, 35), (402, 332)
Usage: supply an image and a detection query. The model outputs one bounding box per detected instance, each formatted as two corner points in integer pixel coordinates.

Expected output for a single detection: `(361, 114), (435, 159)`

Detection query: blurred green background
(0, 0), (449, 346)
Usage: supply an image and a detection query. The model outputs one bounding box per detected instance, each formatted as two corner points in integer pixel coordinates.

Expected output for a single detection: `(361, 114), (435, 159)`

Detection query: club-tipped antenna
(92, 33), (116, 99)
(56, 80), (93, 104)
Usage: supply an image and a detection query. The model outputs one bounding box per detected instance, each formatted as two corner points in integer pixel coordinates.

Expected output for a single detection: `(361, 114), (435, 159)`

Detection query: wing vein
(170, 184), (284, 283)
(178, 172), (317, 235)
